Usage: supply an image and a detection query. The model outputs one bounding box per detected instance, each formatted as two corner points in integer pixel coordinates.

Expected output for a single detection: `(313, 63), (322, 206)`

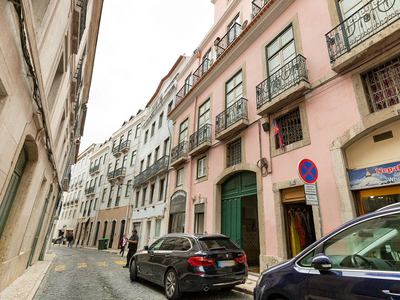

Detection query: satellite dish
(242, 20), (248, 30)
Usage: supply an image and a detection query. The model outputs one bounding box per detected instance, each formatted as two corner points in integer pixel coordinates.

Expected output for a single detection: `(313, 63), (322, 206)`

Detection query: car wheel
(130, 260), (138, 281)
(164, 269), (181, 299)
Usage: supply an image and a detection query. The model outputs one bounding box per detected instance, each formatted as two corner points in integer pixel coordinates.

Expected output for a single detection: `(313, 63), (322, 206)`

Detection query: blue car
(254, 205), (400, 300)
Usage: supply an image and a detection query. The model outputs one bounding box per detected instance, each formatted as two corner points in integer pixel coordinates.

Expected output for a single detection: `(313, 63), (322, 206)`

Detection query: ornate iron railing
(89, 164), (100, 174)
(256, 55), (308, 109)
(112, 145), (120, 154)
(189, 124), (212, 152)
(107, 171), (115, 180)
(193, 58), (211, 86)
(175, 83), (192, 105)
(216, 23), (241, 57)
(252, 0), (272, 17)
(325, 0), (400, 63)
(78, 0), (88, 44)
(119, 140), (131, 151)
(88, 186), (95, 194)
(84, 188), (90, 195)
(171, 141), (188, 163)
(215, 98), (248, 136)
(133, 155), (169, 187)
(114, 167), (126, 178)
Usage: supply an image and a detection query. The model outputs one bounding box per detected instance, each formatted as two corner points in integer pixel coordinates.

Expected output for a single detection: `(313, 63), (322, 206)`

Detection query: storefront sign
(348, 160), (400, 190)
(170, 190), (187, 214)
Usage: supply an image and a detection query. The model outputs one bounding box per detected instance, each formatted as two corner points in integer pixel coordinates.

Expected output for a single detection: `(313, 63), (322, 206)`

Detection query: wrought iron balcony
(84, 188), (90, 195)
(215, 23), (241, 57)
(215, 98), (248, 140)
(89, 164), (100, 174)
(175, 83), (192, 105)
(189, 124), (212, 157)
(133, 155), (169, 187)
(252, 0), (271, 17)
(193, 58), (211, 86)
(256, 55), (309, 115)
(119, 140), (131, 152)
(325, 0), (400, 64)
(112, 145), (120, 155)
(88, 186), (95, 194)
(170, 141), (188, 168)
(114, 167), (126, 178)
(107, 171), (115, 181)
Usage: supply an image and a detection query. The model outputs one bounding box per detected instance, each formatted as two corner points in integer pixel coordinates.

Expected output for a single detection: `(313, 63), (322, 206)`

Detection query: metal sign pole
(315, 182), (323, 238)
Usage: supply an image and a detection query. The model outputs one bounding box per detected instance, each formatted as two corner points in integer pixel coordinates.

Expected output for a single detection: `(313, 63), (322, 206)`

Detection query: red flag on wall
(274, 118), (284, 148)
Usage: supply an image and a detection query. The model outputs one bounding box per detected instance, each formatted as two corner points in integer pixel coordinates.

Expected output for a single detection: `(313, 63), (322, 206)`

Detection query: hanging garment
(289, 210), (301, 256)
(302, 211), (314, 246)
(295, 211), (306, 248)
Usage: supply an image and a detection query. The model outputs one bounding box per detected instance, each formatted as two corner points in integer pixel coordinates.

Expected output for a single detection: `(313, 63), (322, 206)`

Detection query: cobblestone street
(34, 246), (253, 300)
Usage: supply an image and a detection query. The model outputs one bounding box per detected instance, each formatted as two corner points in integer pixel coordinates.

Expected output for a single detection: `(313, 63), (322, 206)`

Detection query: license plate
(217, 260), (235, 267)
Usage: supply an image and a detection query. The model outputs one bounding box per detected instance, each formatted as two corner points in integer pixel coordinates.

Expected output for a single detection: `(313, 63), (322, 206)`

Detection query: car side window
(174, 238), (191, 251)
(160, 237), (179, 250)
(298, 250), (315, 267)
(323, 213), (400, 271)
(149, 238), (164, 251)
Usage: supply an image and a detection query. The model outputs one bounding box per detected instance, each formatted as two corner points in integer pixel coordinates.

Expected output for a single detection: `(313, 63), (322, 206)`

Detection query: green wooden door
(221, 171), (257, 247)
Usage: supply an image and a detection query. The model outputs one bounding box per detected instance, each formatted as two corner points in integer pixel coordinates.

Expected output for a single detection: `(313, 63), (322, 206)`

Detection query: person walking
(67, 233), (74, 247)
(119, 234), (127, 257)
(123, 229), (138, 268)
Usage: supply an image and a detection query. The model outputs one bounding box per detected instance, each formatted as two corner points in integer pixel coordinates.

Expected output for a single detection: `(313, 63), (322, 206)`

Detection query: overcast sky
(80, 1), (215, 152)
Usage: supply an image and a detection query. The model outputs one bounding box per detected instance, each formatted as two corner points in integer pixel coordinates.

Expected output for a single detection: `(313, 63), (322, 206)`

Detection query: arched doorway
(118, 220), (125, 249)
(93, 221), (100, 246)
(109, 220), (116, 248)
(221, 171), (260, 269)
(103, 221), (108, 238)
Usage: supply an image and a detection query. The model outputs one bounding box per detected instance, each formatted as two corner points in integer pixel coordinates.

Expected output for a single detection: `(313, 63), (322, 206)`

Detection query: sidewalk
(0, 252), (56, 300)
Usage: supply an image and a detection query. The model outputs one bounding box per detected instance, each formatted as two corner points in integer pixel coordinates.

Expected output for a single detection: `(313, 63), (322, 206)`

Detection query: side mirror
(143, 245), (149, 251)
(311, 254), (332, 270)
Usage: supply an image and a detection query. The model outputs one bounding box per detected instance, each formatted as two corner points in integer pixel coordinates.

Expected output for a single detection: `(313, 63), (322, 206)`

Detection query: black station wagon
(129, 233), (248, 299)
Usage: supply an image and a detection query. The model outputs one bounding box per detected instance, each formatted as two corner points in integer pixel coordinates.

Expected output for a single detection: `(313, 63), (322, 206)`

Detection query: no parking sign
(297, 158), (318, 184)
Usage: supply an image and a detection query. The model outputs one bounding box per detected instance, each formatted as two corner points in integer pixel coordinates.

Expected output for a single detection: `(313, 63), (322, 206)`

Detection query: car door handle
(165, 254), (170, 258)
(382, 290), (400, 296)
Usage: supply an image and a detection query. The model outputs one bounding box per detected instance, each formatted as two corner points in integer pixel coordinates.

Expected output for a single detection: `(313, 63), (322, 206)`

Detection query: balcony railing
(176, 83), (192, 105)
(215, 23), (241, 57)
(256, 55), (308, 109)
(107, 171), (115, 181)
(252, 0), (271, 17)
(189, 124), (212, 152)
(114, 167), (126, 178)
(84, 188), (90, 195)
(88, 186), (95, 194)
(216, 98), (248, 136)
(89, 164), (100, 174)
(112, 145), (120, 154)
(325, 0), (400, 63)
(171, 141), (188, 164)
(193, 58), (211, 86)
(133, 155), (169, 187)
(119, 140), (131, 151)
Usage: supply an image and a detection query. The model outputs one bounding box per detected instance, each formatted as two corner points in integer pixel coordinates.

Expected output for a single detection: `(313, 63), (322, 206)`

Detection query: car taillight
(236, 254), (247, 263)
(188, 257), (215, 266)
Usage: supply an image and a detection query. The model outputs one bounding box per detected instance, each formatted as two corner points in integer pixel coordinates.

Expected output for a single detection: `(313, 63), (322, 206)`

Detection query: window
(184, 74), (191, 95)
(73, 209), (76, 218)
(142, 188), (147, 207)
(197, 157), (206, 179)
(147, 153), (152, 168)
(107, 163), (112, 175)
(130, 150), (137, 166)
(144, 130), (149, 144)
(159, 112), (163, 129)
(227, 13), (241, 45)
(99, 175), (103, 186)
(159, 178), (165, 202)
(161, 237), (179, 250)
(202, 48), (211, 75)
(322, 213), (400, 271)
(198, 99), (210, 128)
(94, 159), (98, 166)
(135, 191), (140, 208)
(155, 219), (161, 237)
(101, 188), (107, 202)
(267, 26), (295, 94)
(179, 119), (189, 144)
(227, 138), (241, 167)
(226, 70), (243, 108)
(175, 238), (191, 251)
(194, 204), (205, 234)
(275, 108), (302, 149)
(103, 153), (107, 164)
(85, 181), (89, 189)
(151, 122), (156, 137)
(135, 123), (141, 138)
(115, 186), (122, 206)
(149, 184), (155, 205)
(127, 129), (132, 141)
(125, 180), (132, 197)
(80, 202), (83, 212)
(163, 138), (170, 156)
(122, 155), (128, 168)
(362, 55), (400, 113)
(112, 140), (117, 151)
(99, 156), (103, 165)
(140, 160), (144, 172)
(149, 238), (164, 250)
(94, 198), (98, 210)
(93, 177), (98, 188)
(154, 147), (160, 162)
(107, 186), (114, 207)
(176, 168), (184, 186)
(168, 101), (173, 114)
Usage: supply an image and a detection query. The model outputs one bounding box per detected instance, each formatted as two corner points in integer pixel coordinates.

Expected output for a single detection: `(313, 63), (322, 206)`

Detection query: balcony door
(179, 119), (188, 144)
(201, 49), (211, 75)
(225, 71), (243, 129)
(197, 99), (210, 145)
(227, 13), (240, 45)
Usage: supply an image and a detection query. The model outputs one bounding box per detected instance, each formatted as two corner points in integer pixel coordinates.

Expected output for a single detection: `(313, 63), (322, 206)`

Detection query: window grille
(227, 138), (241, 167)
(362, 55), (400, 113)
(275, 108), (303, 149)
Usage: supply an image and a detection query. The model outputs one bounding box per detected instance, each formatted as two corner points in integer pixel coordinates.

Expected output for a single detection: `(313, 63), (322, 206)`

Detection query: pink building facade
(167, 0), (400, 271)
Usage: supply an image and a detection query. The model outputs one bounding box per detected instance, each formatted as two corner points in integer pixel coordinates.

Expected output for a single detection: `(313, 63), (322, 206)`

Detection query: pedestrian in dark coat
(123, 230), (138, 268)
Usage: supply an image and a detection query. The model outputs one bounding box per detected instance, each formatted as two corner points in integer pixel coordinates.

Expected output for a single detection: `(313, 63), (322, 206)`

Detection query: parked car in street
(254, 204), (400, 300)
(129, 233), (248, 299)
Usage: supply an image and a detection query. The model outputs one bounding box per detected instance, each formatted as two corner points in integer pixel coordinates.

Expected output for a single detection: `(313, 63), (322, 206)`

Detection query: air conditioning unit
(242, 19), (248, 30)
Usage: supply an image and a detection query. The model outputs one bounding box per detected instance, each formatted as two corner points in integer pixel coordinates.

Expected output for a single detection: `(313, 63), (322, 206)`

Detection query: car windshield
(198, 238), (240, 251)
